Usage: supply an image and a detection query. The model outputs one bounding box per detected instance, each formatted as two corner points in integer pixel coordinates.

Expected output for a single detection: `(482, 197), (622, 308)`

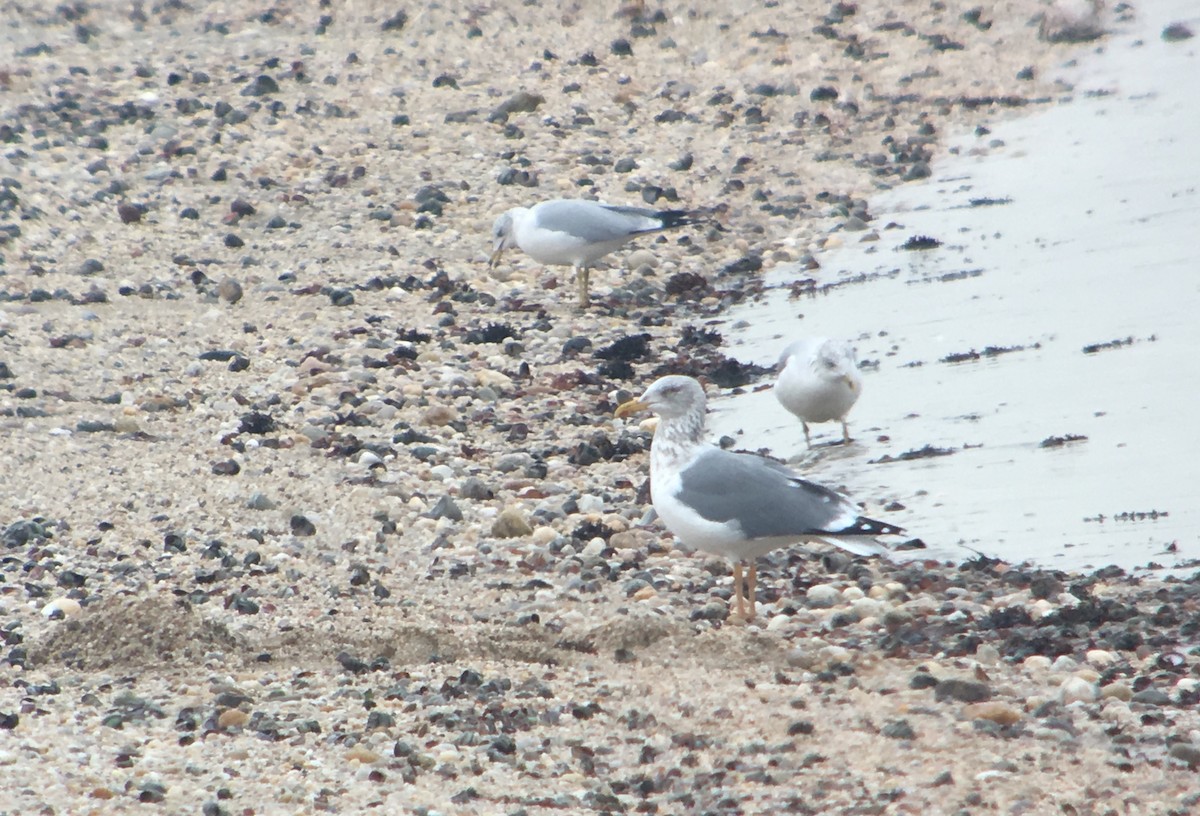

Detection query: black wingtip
(656, 208), (708, 230)
(849, 516), (905, 537)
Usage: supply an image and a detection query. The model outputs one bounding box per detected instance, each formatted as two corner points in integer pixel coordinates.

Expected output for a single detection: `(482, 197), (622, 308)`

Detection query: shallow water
(709, 0), (1200, 573)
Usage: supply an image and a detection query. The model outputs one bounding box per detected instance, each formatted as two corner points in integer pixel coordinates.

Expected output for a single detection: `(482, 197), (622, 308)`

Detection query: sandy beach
(2, 1), (1199, 813)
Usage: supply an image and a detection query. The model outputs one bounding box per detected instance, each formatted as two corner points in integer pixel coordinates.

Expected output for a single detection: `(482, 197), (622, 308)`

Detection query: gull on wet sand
(775, 337), (862, 447)
(616, 375), (902, 621)
(489, 198), (705, 307)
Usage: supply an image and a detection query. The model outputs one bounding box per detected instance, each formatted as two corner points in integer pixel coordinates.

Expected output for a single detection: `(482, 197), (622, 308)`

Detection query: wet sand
(711, 0), (1200, 572)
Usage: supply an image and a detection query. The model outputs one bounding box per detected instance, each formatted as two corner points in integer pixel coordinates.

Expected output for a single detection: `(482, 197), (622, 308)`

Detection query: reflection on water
(709, 0), (1200, 572)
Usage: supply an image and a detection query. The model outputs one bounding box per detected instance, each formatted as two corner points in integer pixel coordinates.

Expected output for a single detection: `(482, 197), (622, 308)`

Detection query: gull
(489, 199), (704, 308)
(616, 375), (902, 621)
(775, 337), (862, 447)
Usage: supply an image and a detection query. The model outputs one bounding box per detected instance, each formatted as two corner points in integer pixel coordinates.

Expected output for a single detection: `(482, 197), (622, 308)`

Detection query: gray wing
(534, 200), (665, 244)
(677, 448), (898, 539)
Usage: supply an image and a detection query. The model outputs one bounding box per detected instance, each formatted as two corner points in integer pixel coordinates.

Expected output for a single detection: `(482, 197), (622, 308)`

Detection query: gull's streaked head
(616, 375), (706, 420)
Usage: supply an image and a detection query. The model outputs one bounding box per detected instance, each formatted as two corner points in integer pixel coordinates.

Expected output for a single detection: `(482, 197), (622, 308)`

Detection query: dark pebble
(117, 203), (144, 224)
(290, 515), (316, 536)
(180, 207), (199, 219)
(459, 477), (493, 500)
(722, 255), (763, 275)
(211, 459), (240, 476)
(1131, 687), (1171, 706)
(224, 233), (244, 248)
(76, 420), (115, 433)
(425, 495), (463, 522)
(328, 288), (355, 306)
(882, 719), (917, 740)
(1169, 743), (1200, 767)
(669, 153), (694, 171)
(1163, 22), (1194, 42)
(934, 679), (991, 703)
(242, 75), (280, 96)
(381, 10), (407, 31)
(904, 162), (932, 181)
(910, 673), (939, 690)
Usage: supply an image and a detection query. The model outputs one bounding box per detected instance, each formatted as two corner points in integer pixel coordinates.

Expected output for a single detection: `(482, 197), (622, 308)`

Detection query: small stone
(41, 597), (82, 619)
(580, 538), (606, 558)
(806, 584), (840, 608)
(426, 495), (463, 522)
(492, 91), (545, 117)
(934, 679), (991, 703)
(1163, 22), (1194, 42)
(626, 249), (658, 269)
(1131, 687), (1171, 706)
(1100, 682), (1132, 701)
(881, 719), (916, 740)
(346, 744), (381, 763)
(242, 74), (280, 96)
(422, 405), (458, 426)
(117, 203), (143, 224)
(492, 508), (532, 538)
(218, 709), (250, 729)
(211, 459), (240, 476)
(218, 278), (243, 304)
(1059, 676), (1097, 705)
(1168, 743), (1200, 768)
(963, 702), (1022, 725)
(290, 515), (317, 536)
(459, 478), (493, 500)
(246, 492), (276, 510)
(1023, 655), (1052, 672)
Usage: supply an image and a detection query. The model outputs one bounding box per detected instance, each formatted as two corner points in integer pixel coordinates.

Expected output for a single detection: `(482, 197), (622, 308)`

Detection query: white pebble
(806, 584), (840, 608)
(1085, 649), (1116, 668)
(41, 597), (82, 619)
(1059, 676), (1098, 705)
(841, 586), (865, 601)
(1051, 655), (1079, 672)
(1023, 655), (1052, 672)
(580, 538), (606, 558)
(575, 494), (604, 514)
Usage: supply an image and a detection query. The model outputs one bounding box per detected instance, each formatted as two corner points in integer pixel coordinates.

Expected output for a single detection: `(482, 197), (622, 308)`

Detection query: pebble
(346, 744), (381, 764)
(806, 584), (840, 608)
(934, 679), (992, 703)
(1168, 743), (1200, 768)
(626, 250), (658, 269)
(218, 709), (250, 729)
(491, 509), (532, 538)
(41, 597), (83, 619)
(964, 702), (1022, 725)
(1100, 682), (1133, 701)
(1130, 688), (1171, 707)
(1059, 676), (1097, 705)
(580, 538), (606, 558)
(1023, 655), (1053, 672)
(218, 277), (243, 304)
(1085, 649), (1116, 668)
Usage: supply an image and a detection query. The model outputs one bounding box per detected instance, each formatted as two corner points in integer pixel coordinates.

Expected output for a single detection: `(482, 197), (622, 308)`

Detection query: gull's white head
(489, 208), (522, 268)
(781, 338), (861, 391)
(616, 375), (706, 420)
